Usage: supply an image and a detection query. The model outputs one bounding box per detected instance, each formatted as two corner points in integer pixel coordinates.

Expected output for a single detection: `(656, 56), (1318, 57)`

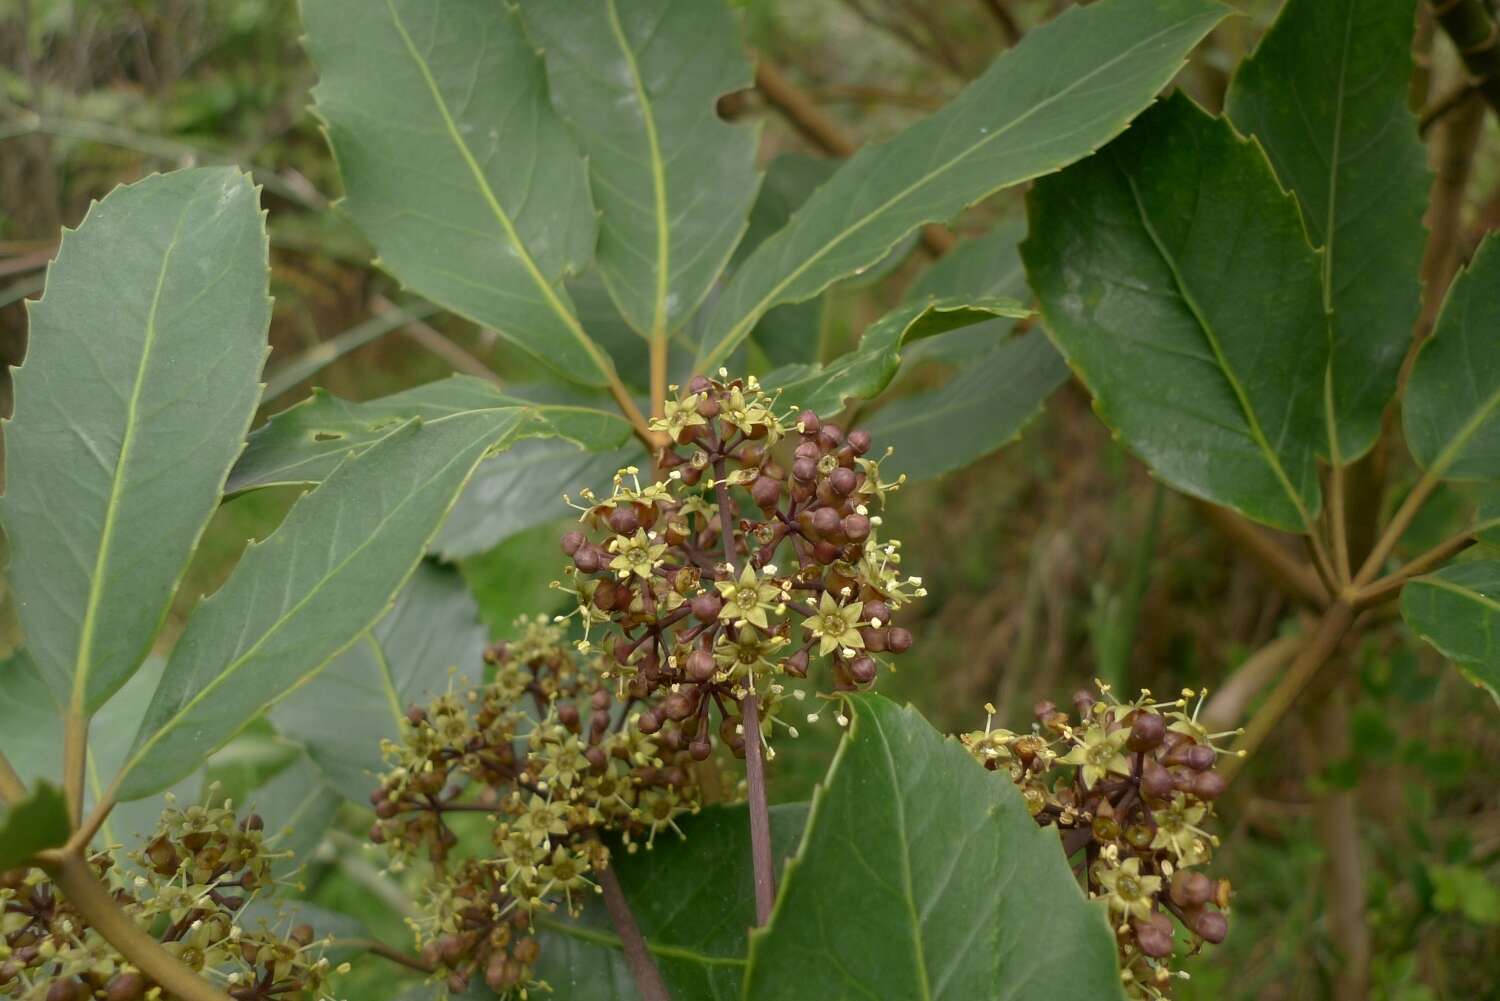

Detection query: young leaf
(115, 410), (529, 801)
(536, 803), (808, 1000)
(763, 297), (1029, 416)
(865, 330), (1068, 480)
(692, 0), (1230, 372)
(226, 375), (633, 493)
(0, 781), (69, 871)
(1, 167), (269, 714)
(1401, 562), (1500, 702)
(270, 561), (487, 802)
(1023, 93), (1328, 533)
(1404, 235), (1500, 481)
(303, 0), (613, 386)
(520, 0), (759, 340)
(744, 695), (1125, 1000)
(1227, 0), (1427, 462)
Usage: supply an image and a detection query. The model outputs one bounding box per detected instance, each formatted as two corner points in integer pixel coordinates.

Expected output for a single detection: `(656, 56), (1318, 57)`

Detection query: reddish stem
(598, 861), (671, 1001)
(741, 693), (777, 926)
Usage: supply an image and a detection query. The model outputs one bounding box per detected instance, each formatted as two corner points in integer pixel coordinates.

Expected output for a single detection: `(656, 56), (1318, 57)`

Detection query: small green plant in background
(2, 0), (1498, 999)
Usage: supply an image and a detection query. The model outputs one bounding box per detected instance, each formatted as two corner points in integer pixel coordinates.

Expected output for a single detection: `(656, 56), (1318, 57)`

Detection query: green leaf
(271, 561), (487, 802)
(693, 0), (1230, 372)
(226, 376), (633, 494)
(115, 410), (530, 802)
(536, 803), (808, 1000)
(764, 297), (1029, 416)
(520, 0), (758, 341)
(1226, 0), (1427, 462)
(0, 652), (202, 851)
(434, 441), (645, 561)
(865, 330), (1067, 480)
(0, 781), (69, 871)
(1, 167), (269, 714)
(912, 220), (1027, 300)
(744, 695), (1125, 1000)
(1023, 93), (1328, 532)
(1404, 235), (1500, 481)
(1401, 561), (1500, 702)
(303, 0), (614, 386)
(248, 754), (341, 870)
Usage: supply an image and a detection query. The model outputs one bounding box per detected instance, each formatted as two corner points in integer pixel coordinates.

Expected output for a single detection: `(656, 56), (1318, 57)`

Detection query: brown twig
(1429, 0), (1500, 119)
(1224, 602), (1356, 782)
(1312, 694), (1370, 1001)
(752, 59), (955, 256)
(740, 693), (777, 926)
(976, 0), (1023, 45)
(335, 938), (436, 975)
(1201, 633), (1306, 733)
(45, 851), (233, 1001)
(1412, 89), (1484, 352)
(1193, 501), (1328, 608)
(369, 294), (503, 387)
(597, 862), (672, 1001)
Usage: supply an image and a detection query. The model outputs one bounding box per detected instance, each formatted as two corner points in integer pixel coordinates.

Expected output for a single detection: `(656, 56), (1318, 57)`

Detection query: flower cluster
(367, 617), (706, 997)
(558, 373), (923, 762)
(1, 793), (339, 1001)
(961, 685), (1236, 999)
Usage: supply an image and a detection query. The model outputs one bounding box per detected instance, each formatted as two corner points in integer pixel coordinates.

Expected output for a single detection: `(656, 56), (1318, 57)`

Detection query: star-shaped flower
(714, 564), (783, 629)
(806, 591), (865, 657)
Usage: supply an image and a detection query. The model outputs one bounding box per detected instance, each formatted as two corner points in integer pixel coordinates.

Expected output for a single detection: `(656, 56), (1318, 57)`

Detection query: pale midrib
(121, 417), (499, 783)
(1320, 0), (1355, 467)
(71, 201), (191, 718)
(605, 0), (671, 342)
(366, 632), (405, 730)
(869, 711), (934, 1001)
(1121, 166), (1319, 535)
(1425, 379), (1500, 480)
(383, 0), (613, 379)
(1416, 574), (1500, 616)
(700, 15), (1203, 370)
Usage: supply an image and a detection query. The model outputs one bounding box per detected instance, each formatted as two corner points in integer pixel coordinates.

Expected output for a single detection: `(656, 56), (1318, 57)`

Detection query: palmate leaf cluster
(7, 0), (1498, 997)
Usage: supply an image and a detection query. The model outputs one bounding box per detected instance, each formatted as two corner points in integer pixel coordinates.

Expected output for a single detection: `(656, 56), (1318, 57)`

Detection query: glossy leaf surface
(694, 0), (1229, 371)
(1024, 94), (1328, 532)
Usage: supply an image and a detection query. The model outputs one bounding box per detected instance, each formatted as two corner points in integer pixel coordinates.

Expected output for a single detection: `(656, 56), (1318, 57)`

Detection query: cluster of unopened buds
(557, 373), (924, 763)
(962, 684), (1238, 999)
(368, 617), (709, 997)
(1, 791), (341, 1001)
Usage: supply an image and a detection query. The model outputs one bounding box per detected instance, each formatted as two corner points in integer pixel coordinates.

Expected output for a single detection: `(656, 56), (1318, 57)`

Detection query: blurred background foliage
(1, 1), (1498, 998)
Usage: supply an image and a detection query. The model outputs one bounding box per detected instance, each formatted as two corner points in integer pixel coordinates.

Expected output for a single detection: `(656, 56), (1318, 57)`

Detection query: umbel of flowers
(557, 373), (925, 762)
(367, 617), (710, 997)
(0, 793), (340, 1001)
(962, 684), (1237, 1000)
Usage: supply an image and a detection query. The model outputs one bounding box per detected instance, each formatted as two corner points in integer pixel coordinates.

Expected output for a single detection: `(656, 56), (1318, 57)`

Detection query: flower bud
(1193, 909), (1229, 944)
(847, 429), (872, 455)
(887, 627), (913, 654)
(686, 649), (717, 682)
(1191, 770), (1227, 801)
(561, 530), (586, 555)
(1126, 712), (1166, 752)
(785, 648), (810, 678)
(1141, 758), (1175, 800)
(1171, 870), (1213, 908)
(751, 475), (782, 509)
(829, 467), (858, 496)
(607, 505), (641, 535)
(849, 656), (878, 685)
(798, 409), (821, 434)
(842, 513), (871, 542)
(1184, 743), (1216, 771)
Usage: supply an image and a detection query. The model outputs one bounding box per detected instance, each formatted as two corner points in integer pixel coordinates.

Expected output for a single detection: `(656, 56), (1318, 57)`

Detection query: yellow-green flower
(649, 392), (707, 441)
(1058, 724), (1130, 788)
(715, 564), (783, 629)
(1095, 857), (1162, 920)
(1151, 793), (1212, 864)
(712, 631), (788, 679)
(608, 529), (666, 580)
(806, 592), (865, 656)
